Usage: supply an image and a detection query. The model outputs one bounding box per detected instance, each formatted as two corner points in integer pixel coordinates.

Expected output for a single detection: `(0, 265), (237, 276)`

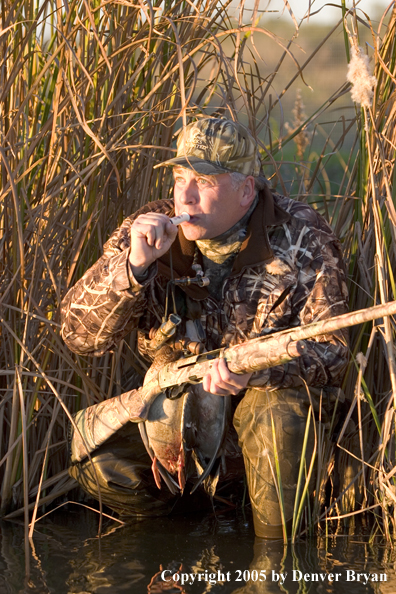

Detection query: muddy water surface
(0, 507), (394, 594)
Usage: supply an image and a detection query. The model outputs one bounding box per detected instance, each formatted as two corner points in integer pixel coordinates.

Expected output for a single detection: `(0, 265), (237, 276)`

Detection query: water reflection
(0, 507), (394, 594)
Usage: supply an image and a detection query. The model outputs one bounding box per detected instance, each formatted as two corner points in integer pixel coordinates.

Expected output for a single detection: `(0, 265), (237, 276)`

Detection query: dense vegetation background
(1, 0), (396, 541)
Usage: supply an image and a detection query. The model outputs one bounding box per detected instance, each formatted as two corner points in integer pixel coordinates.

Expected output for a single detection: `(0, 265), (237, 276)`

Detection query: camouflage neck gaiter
(196, 195), (258, 264)
(196, 195), (258, 298)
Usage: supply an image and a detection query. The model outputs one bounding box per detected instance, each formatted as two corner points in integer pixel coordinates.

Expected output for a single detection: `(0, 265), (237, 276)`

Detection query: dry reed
(1, 0), (396, 542)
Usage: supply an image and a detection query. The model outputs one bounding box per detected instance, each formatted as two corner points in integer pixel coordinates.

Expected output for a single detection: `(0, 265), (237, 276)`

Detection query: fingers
(130, 213), (178, 272)
(133, 214), (177, 250)
(202, 358), (252, 396)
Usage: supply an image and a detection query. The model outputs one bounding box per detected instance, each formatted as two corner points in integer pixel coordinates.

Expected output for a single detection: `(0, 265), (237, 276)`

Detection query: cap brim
(153, 155), (229, 175)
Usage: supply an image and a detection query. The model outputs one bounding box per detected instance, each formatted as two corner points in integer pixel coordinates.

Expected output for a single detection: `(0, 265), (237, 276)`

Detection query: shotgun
(124, 298), (396, 419)
(70, 299), (396, 463)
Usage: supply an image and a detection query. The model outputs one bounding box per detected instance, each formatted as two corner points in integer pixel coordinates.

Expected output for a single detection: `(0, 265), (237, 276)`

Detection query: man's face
(173, 167), (254, 241)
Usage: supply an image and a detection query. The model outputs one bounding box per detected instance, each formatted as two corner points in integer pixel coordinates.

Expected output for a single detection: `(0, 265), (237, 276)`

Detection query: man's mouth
(183, 215), (198, 223)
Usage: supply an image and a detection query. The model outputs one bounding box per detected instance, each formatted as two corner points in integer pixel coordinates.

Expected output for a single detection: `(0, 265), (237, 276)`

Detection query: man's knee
(234, 387), (315, 463)
(233, 387), (317, 538)
(69, 447), (177, 516)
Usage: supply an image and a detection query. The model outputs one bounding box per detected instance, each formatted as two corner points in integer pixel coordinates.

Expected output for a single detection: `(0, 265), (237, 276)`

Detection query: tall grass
(1, 0), (396, 541)
(339, 5), (396, 538)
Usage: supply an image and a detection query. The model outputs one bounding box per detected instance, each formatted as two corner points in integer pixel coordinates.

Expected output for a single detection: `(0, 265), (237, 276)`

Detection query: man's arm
(248, 236), (349, 390)
(61, 206), (177, 356)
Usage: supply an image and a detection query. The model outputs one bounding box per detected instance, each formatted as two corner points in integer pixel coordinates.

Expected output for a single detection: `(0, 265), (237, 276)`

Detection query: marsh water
(0, 505), (395, 594)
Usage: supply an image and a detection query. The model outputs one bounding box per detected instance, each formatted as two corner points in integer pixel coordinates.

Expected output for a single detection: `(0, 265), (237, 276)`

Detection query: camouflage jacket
(61, 186), (349, 390)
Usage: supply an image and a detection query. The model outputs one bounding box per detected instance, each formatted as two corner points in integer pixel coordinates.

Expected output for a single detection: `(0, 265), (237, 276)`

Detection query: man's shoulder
(122, 198), (175, 228)
(271, 192), (338, 245)
(132, 199), (174, 218)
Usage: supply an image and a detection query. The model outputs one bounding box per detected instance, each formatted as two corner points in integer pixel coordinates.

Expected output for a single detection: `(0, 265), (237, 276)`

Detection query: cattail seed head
(347, 46), (377, 108)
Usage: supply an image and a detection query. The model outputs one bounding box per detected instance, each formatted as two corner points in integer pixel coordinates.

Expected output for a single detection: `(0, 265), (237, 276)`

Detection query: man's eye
(174, 177), (184, 183)
(198, 178), (210, 185)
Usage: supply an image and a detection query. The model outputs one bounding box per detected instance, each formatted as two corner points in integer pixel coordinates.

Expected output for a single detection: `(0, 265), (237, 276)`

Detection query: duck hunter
(61, 117), (349, 539)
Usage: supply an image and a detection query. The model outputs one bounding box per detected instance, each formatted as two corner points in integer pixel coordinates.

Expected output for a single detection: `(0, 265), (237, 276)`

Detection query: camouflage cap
(154, 117), (261, 176)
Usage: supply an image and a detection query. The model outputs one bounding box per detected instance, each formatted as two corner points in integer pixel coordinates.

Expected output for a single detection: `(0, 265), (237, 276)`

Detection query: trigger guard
(166, 383), (189, 400)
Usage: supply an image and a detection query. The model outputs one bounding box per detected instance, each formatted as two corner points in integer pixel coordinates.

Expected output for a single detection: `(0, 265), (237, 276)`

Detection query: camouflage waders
(234, 388), (316, 539)
(69, 384), (342, 537)
(69, 424), (180, 516)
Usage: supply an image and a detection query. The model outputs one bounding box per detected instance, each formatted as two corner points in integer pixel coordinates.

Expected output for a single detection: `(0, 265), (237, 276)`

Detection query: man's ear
(240, 176), (256, 207)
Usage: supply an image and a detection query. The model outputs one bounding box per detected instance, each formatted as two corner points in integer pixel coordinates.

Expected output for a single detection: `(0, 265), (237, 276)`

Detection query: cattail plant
(329, 5), (396, 538)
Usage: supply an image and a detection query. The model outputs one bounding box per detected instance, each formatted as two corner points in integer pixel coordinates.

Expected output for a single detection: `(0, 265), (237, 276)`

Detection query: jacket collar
(157, 186), (290, 300)
(231, 185), (290, 274)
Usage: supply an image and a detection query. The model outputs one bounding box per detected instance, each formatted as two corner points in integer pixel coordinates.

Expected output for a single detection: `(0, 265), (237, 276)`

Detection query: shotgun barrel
(156, 299), (396, 388)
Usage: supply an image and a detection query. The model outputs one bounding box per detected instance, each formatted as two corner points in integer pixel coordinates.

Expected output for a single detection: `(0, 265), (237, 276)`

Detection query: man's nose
(178, 180), (199, 204)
